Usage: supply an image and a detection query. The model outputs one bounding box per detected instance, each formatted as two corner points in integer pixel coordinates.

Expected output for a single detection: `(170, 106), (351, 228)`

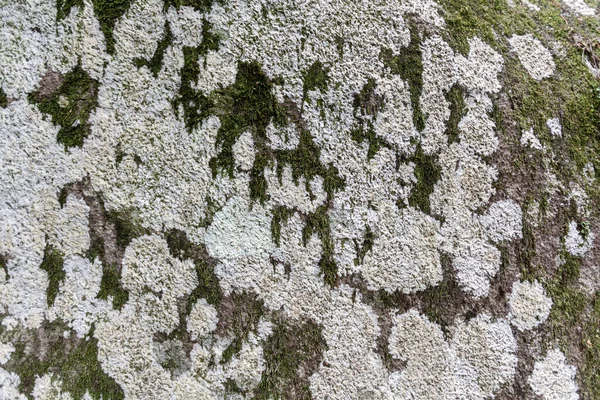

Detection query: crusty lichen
(1, 0), (600, 397)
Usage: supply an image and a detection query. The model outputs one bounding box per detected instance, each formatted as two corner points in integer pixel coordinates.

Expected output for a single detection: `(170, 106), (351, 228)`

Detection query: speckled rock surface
(1, 0), (600, 399)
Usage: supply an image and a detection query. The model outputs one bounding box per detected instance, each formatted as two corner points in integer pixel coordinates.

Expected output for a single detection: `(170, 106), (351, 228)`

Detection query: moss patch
(216, 292), (264, 365)
(444, 84), (467, 144)
(379, 23), (425, 131)
(349, 78), (390, 159)
(40, 244), (66, 308)
(253, 319), (327, 400)
(582, 291), (600, 399)
(271, 206), (295, 247)
(302, 206), (338, 286)
(91, 0), (133, 55)
(406, 144), (441, 215)
(29, 65), (99, 150)
(0, 87), (8, 108)
(134, 21), (173, 77)
(165, 228), (222, 308)
(4, 321), (123, 399)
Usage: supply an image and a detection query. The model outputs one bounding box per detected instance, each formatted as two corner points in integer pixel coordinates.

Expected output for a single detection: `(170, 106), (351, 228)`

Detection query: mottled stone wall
(1, 0), (600, 399)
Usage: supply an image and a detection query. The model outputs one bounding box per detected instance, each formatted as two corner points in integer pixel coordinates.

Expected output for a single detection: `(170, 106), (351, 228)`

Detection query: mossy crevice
(253, 318), (327, 400)
(0, 87), (8, 108)
(406, 144), (441, 215)
(349, 78), (390, 159)
(302, 206), (338, 287)
(3, 321), (124, 399)
(173, 20), (221, 133)
(216, 292), (264, 365)
(165, 228), (221, 308)
(90, 0), (133, 55)
(134, 21), (173, 77)
(444, 83), (467, 144)
(29, 65), (99, 151)
(40, 243), (66, 308)
(379, 23), (425, 132)
(301, 60), (329, 114)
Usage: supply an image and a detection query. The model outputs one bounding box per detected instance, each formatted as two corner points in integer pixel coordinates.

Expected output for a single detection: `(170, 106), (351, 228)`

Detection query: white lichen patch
(362, 206), (442, 294)
(0, 368), (26, 400)
(546, 117), (563, 137)
(480, 200), (523, 243)
(389, 310), (517, 398)
(0, 341), (15, 365)
(32, 373), (73, 400)
(521, 128), (544, 149)
(509, 34), (556, 80)
(233, 130), (255, 171)
(187, 299), (219, 341)
(46, 256), (109, 338)
(508, 280), (553, 331)
(205, 196), (274, 260)
(529, 349), (579, 400)
(564, 220), (594, 256)
(451, 314), (518, 396)
(562, 0), (596, 15)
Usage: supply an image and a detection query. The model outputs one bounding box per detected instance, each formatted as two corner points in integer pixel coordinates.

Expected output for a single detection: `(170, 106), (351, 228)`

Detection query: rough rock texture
(1, 0), (600, 399)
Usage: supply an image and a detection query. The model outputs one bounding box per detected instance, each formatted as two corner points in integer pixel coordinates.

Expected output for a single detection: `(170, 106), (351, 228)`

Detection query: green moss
(134, 21), (173, 77)
(407, 144), (441, 215)
(271, 206), (295, 247)
(444, 84), (466, 144)
(353, 225), (374, 266)
(91, 0), (133, 55)
(0, 87), (8, 108)
(163, 0), (217, 12)
(302, 61), (329, 112)
(1, 253), (9, 280)
(106, 210), (148, 249)
(97, 266), (129, 310)
(6, 321), (123, 399)
(218, 292), (264, 365)
(29, 65), (99, 150)
(40, 244), (66, 308)
(302, 206), (338, 286)
(165, 229), (222, 307)
(56, 0), (83, 21)
(253, 319), (327, 400)
(545, 253), (587, 346)
(582, 291), (600, 399)
(349, 78), (390, 159)
(379, 24), (425, 131)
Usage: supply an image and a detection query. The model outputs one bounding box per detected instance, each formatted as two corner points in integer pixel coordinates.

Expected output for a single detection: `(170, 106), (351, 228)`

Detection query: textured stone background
(1, 0), (600, 399)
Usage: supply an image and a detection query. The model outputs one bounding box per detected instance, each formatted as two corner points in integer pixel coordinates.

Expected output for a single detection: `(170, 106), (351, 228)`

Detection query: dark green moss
(349, 78), (390, 159)
(106, 210), (148, 249)
(218, 292), (264, 364)
(58, 186), (69, 208)
(253, 319), (327, 400)
(379, 24), (425, 131)
(0, 253), (8, 280)
(546, 253), (587, 344)
(163, 0), (217, 12)
(40, 243), (66, 308)
(271, 206), (295, 247)
(56, 0), (83, 21)
(29, 65), (99, 150)
(0, 87), (8, 108)
(444, 84), (466, 144)
(6, 321), (124, 399)
(165, 229), (222, 307)
(134, 21), (173, 77)
(407, 144), (441, 215)
(302, 61), (329, 110)
(582, 291), (600, 399)
(97, 266), (129, 310)
(354, 225), (374, 266)
(302, 206), (338, 286)
(91, 0), (133, 55)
